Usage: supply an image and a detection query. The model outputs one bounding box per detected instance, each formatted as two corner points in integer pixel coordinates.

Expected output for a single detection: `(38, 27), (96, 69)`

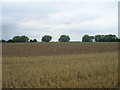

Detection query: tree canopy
(82, 35), (94, 42)
(1, 34), (120, 43)
(95, 34), (118, 42)
(13, 35), (29, 42)
(29, 39), (37, 42)
(41, 35), (52, 42)
(58, 35), (70, 42)
(0, 39), (6, 43)
(82, 34), (118, 42)
(7, 39), (13, 43)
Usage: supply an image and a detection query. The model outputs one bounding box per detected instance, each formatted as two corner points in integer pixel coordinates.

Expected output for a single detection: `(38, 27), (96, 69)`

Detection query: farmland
(2, 42), (118, 88)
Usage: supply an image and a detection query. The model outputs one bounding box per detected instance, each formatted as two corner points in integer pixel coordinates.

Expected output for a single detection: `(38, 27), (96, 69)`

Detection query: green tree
(118, 38), (120, 42)
(82, 35), (94, 42)
(33, 39), (37, 42)
(95, 35), (102, 42)
(20, 36), (29, 42)
(41, 35), (52, 42)
(58, 35), (70, 42)
(13, 36), (20, 42)
(0, 39), (6, 43)
(29, 39), (33, 42)
(29, 39), (37, 42)
(105, 34), (118, 42)
(13, 35), (29, 42)
(7, 39), (13, 43)
(95, 34), (118, 42)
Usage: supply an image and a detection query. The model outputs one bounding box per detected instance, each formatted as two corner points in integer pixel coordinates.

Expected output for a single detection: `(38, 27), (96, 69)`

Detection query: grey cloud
(2, 2), (118, 41)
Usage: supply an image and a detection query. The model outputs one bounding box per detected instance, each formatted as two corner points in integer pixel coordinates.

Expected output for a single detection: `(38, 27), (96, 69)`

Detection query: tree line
(82, 34), (120, 42)
(0, 35), (70, 43)
(0, 34), (120, 43)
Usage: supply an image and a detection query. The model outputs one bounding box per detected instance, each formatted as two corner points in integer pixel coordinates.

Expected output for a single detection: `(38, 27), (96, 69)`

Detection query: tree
(29, 39), (33, 42)
(95, 35), (107, 42)
(95, 34), (118, 42)
(33, 39), (37, 42)
(41, 35), (52, 42)
(20, 36), (29, 42)
(0, 39), (6, 43)
(13, 36), (20, 42)
(29, 39), (37, 42)
(13, 35), (29, 42)
(118, 39), (120, 42)
(82, 35), (94, 42)
(90, 36), (94, 42)
(58, 35), (70, 42)
(105, 34), (118, 42)
(7, 39), (13, 43)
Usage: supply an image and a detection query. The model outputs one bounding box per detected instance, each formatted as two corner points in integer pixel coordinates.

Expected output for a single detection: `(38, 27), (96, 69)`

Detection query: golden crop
(2, 42), (118, 88)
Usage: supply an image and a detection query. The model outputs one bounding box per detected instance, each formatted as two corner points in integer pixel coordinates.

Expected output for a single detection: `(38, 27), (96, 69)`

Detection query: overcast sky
(2, 0), (118, 41)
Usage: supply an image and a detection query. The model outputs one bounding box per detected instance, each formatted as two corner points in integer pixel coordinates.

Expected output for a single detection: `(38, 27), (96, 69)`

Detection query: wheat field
(2, 43), (118, 88)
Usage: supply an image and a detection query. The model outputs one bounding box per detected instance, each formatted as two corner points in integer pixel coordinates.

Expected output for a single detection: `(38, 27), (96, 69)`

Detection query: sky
(1, 0), (118, 41)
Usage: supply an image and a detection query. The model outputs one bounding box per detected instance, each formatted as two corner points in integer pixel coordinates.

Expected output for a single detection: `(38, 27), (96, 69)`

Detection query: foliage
(58, 35), (70, 42)
(118, 39), (120, 42)
(0, 39), (6, 43)
(82, 34), (119, 42)
(1, 34), (120, 43)
(30, 39), (37, 42)
(13, 35), (29, 42)
(29, 39), (33, 42)
(33, 39), (37, 42)
(95, 34), (118, 42)
(41, 35), (52, 42)
(7, 39), (13, 43)
(82, 35), (94, 42)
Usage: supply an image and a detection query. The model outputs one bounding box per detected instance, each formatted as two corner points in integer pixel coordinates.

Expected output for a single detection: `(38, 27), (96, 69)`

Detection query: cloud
(2, 2), (118, 41)
(2, 0), (119, 2)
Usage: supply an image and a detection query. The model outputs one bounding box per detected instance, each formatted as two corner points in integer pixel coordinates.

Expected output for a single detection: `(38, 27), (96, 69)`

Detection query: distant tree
(105, 34), (118, 42)
(58, 35), (70, 42)
(29, 39), (37, 42)
(0, 39), (6, 43)
(13, 35), (29, 42)
(7, 39), (13, 43)
(90, 36), (95, 42)
(13, 36), (20, 42)
(118, 39), (120, 42)
(20, 36), (29, 42)
(32, 39), (37, 42)
(29, 39), (33, 42)
(41, 35), (52, 42)
(95, 34), (118, 42)
(82, 35), (94, 42)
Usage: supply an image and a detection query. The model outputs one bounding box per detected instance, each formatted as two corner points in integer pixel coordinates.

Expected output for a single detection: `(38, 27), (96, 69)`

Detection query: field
(2, 42), (118, 88)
